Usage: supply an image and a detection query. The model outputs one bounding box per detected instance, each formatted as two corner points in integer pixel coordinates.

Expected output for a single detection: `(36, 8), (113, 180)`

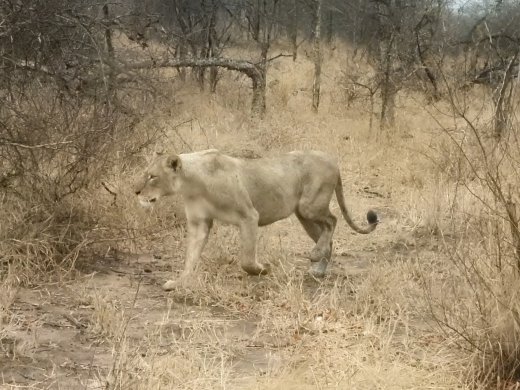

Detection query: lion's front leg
(162, 218), (212, 291)
(239, 211), (270, 276)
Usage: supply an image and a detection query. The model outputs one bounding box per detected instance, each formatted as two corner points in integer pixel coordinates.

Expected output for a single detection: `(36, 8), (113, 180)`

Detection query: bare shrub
(0, 0), (164, 283)
(424, 78), (520, 386)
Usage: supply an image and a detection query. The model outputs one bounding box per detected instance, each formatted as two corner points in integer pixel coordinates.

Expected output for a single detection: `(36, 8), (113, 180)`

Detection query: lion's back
(287, 150), (339, 177)
(181, 149), (240, 178)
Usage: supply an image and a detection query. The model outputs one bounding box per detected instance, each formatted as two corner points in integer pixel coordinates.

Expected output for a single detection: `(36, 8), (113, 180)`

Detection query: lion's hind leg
(296, 212), (322, 243)
(296, 204), (337, 277)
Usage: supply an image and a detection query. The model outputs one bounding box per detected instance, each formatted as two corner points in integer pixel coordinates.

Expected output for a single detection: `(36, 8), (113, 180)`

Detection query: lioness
(135, 149), (378, 291)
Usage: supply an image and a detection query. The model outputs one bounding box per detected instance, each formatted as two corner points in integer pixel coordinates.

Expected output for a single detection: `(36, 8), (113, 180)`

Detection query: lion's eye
(148, 174), (157, 181)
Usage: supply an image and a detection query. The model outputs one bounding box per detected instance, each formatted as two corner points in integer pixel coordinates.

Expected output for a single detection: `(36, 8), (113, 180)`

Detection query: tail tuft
(367, 210), (379, 225)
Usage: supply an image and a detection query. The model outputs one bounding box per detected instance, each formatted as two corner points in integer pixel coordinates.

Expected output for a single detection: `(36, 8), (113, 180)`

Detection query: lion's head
(134, 154), (183, 208)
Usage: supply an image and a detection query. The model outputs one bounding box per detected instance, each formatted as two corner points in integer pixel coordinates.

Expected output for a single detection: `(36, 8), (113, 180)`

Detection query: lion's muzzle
(138, 197), (157, 208)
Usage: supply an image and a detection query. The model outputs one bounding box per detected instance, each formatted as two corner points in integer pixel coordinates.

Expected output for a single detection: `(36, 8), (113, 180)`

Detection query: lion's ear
(166, 154), (182, 172)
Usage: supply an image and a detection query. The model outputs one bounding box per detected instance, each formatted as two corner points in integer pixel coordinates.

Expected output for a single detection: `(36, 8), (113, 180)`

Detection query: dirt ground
(1, 182), (458, 389)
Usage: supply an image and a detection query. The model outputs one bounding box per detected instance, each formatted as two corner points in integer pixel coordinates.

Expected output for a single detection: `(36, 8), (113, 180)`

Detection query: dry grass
(2, 40), (520, 389)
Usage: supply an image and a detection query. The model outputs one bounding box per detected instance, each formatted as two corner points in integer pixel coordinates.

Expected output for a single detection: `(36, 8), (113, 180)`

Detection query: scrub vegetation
(1, 0), (520, 388)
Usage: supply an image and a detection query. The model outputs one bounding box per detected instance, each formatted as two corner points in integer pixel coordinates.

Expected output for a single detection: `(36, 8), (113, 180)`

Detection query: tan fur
(135, 149), (378, 290)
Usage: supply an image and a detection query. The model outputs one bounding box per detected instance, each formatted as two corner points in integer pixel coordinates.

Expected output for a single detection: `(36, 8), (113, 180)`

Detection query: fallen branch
(116, 56), (266, 115)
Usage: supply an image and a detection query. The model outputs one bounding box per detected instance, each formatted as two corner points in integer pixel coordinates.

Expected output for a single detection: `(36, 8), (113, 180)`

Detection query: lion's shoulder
(181, 149), (239, 178)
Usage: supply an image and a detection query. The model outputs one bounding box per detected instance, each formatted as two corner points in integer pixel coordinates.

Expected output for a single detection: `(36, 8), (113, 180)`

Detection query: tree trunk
(326, 10), (333, 45)
(493, 53), (518, 138)
(103, 3), (115, 103)
(209, 67), (219, 93)
(197, 0), (219, 92)
(415, 30), (439, 101)
(291, 0), (298, 61)
(207, 0), (219, 93)
(251, 0), (277, 116)
(312, 0), (323, 113)
(378, 32), (397, 131)
(103, 4), (114, 60)
(380, 79), (396, 130)
(506, 194), (520, 274)
(251, 68), (266, 115)
(249, 0), (261, 41)
(175, 44), (187, 82)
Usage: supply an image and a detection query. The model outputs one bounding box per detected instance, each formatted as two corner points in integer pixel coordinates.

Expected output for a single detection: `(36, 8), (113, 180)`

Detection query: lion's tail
(335, 175), (379, 234)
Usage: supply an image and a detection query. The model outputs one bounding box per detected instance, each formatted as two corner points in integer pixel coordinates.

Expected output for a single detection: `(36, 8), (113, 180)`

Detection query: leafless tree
(461, 1), (520, 138)
(337, 0), (449, 130)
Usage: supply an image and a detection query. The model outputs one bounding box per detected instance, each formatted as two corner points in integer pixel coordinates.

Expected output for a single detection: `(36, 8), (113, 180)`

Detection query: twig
(108, 267), (140, 276)
(505, 191), (520, 274)
(168, 119), (194, 151)
(266, 53), (293, 63)
(101, 181), (117, 205)
(61, 312), (87, 329)
(0, 140), (73, 150)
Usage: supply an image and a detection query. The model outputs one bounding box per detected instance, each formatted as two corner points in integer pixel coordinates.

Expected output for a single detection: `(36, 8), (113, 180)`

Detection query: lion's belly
(255, 194), (298, 226)
(246, 176), (301, 226)
(238, 155), (311, 226)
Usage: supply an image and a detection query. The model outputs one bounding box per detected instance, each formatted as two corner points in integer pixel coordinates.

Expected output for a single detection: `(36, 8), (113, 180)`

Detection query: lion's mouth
(139, 198), (157, 208)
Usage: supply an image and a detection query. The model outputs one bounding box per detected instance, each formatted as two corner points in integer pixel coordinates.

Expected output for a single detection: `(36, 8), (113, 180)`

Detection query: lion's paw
(307, 246), (331, 263)
(309, 259), (329, 278)
(162, 279), (179, 291)
(162, 277), (198, 291)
